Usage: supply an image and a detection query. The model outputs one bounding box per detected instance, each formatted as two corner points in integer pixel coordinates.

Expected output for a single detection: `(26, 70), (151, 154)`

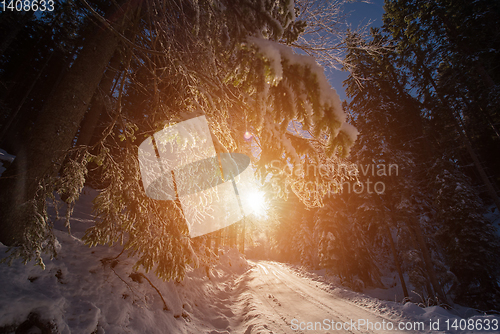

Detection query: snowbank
(0, 230), (250, 334)
(0, 189), (249, 334)
(286, 265), (500, 333)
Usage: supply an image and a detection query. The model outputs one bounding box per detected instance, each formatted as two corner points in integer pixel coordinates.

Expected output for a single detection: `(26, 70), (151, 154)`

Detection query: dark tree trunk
(384, 221), (409, 299)
(0, 53), (53, 144)
(0, 11), (34, 57)
(0, 5), (133, 246)
(214, 230), (220, 255)
(410, 219), (449, 304)
(0, 50), (73, 156)
(75, 51), (122, 148)
(58, 50), (122, 202)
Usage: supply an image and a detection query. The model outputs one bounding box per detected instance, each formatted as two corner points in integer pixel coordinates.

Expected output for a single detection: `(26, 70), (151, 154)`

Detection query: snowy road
(236, 261), (412, 334)
(2, 188), (497, 334)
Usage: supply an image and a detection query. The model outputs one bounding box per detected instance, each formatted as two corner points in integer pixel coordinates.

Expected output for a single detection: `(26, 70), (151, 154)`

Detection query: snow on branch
(247, 36), (358, 149)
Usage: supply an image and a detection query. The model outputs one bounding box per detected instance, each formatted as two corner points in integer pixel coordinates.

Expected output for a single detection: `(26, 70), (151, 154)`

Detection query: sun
(243, 189), (268, 218)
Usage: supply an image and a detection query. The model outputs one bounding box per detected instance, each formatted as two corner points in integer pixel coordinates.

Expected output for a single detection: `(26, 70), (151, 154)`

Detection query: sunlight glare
(243, 189), (268, 218)
(244, 131), (253, 141)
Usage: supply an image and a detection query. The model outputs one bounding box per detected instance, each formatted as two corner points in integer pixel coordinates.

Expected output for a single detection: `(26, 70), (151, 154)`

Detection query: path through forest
(207, 260), (419, 334)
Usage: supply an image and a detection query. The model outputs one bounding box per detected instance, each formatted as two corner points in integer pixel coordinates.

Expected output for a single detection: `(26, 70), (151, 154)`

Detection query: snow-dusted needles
(138, 115), (262, 237)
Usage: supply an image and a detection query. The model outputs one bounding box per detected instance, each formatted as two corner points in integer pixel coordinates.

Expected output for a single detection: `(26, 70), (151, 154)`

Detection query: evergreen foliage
(0, 0), (356, 281)
(2, 0), (499, 312)
(428, 160), (500, 309)
(325, 0), (500, 309)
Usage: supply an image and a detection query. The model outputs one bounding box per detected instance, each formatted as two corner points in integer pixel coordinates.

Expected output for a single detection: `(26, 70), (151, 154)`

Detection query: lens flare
(244, 131), (253, 141)
(243, 189), (268, 217)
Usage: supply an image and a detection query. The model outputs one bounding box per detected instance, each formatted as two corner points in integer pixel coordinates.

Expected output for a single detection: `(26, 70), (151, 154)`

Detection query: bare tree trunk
(75, 50), (122, 148)
(58, 49), (122, 202)
(229, 224), (237, 248)
(384, 222), (409, 299)
(402, 224), (433, 299)
(214, 229), (220, 255)
(0, 53), (53, 143)
(410, 219), (449, 304)
(0, 11), (34, 57)
(240, 219), (246, 254)
(0, 4), (133, 246)
(0, 49), (75, 157)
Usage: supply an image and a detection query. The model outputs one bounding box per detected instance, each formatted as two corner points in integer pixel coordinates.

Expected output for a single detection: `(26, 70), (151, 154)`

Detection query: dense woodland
(269, 0), (500, 311)
(1, 0), (499, 312)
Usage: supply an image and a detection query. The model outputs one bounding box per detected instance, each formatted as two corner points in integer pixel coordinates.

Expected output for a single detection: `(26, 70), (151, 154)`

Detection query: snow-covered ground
(2, 239), (500, 334)
(1, 187), (500, 333)
(280, 265), (500, 333)
(0, 211), (255, 333)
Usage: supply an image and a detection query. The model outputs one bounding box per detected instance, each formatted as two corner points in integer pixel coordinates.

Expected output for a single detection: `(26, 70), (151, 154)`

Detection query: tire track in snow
(243, 261), (417, 334)
(268, 262), (384, 333)
(249, 261), (355, 333)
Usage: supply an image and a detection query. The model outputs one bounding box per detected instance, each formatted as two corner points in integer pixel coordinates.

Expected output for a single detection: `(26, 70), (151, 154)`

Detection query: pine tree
(341, 9), (500, 308)
(382, 0), (500, 211)
(315, 197), (381, 291)
(0, 0), (137, 258)
(0, 0), (358, 281)
(428, 159), (500, 310)
(341, 29), (452, 303)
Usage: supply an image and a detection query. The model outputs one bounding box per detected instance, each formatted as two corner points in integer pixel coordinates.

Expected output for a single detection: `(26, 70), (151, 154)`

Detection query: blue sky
(327, 0), (386, 101)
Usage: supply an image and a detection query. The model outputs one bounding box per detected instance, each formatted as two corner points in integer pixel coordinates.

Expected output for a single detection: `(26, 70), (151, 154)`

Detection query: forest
(1, 0), (499, 315)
